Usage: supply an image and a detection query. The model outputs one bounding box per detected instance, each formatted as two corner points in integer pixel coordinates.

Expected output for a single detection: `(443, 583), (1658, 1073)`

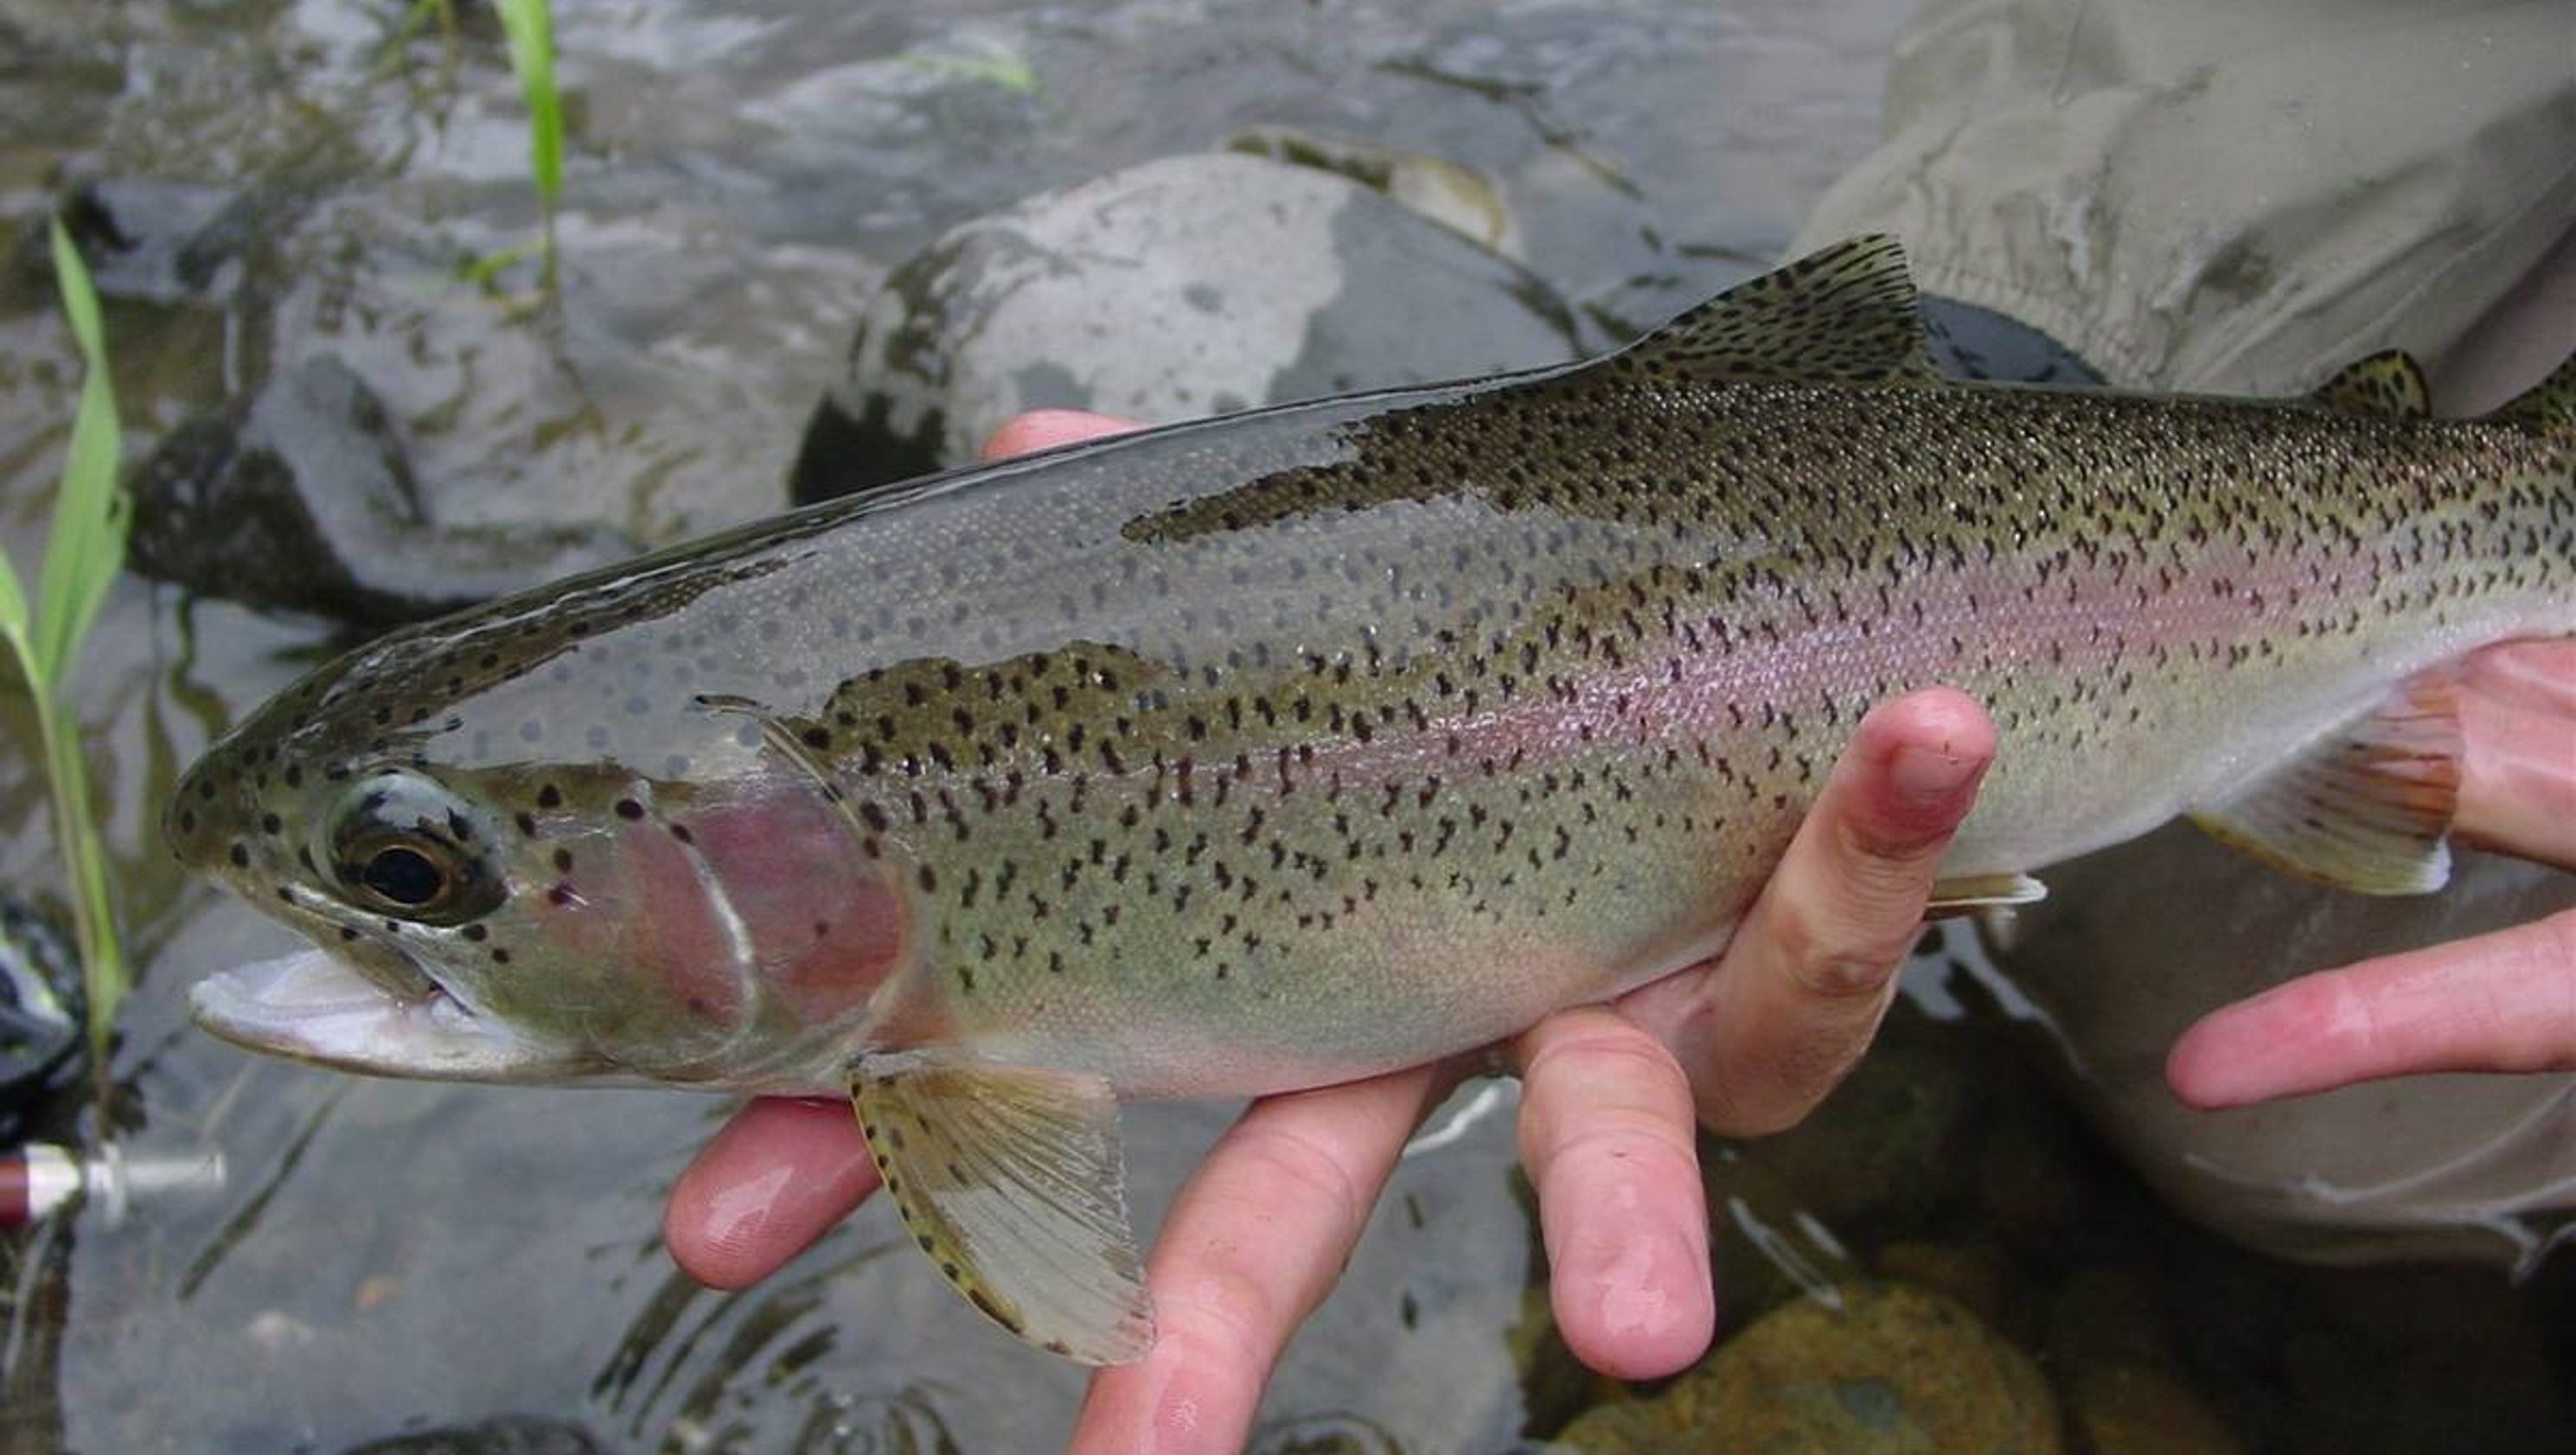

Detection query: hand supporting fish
(2165, 636), (2576, 1105)
(172, 238), (2576, 1371)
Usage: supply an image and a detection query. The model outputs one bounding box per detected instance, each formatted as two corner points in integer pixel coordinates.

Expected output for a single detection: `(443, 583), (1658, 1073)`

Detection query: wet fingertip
(662, 1100), (883, 1290)
(662, 1177), (765, 1291)
(1865, 686), (1995, 761)
(1847, 692), (1994, 839)
(1556, 1226), (1716, 1380)
(2164, 1017), (2266, 1110)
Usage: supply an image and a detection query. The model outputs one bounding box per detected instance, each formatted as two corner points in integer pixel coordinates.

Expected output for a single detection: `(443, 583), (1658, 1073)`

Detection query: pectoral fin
(850, 1050), (1155, 1364)
(2189, 677), (2462, 895)
(1926, 871), (2048, 916)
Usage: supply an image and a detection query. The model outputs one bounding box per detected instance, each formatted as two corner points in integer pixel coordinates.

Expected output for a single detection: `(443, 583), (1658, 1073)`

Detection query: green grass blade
(493, 0), (563, 203)
(48, 718), (125, 1050)
(27, 217), (131, 1081)
(49, 218), (107, 360)
(35, 220), (128, 688)
(0, 514), (27, 655)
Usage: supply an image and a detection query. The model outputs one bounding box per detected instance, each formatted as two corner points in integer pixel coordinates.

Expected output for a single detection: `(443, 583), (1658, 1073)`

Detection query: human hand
(2168, 640), (2576, 1107)
(662, 409), (1996, 1453)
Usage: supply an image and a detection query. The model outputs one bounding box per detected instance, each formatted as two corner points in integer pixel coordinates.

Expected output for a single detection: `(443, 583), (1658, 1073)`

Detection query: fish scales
(169, 237), (2576, 1362)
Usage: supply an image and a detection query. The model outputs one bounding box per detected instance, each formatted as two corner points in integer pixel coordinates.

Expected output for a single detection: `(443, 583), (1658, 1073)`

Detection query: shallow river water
(1, 3), (2570, 1452)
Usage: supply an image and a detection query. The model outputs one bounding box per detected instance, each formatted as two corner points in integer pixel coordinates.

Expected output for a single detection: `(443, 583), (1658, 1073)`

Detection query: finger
(2457, 695), (2576, 870)
(980, 410), (1143, 462)
(1064, 1067), (1441, 1455)
(1623, 688), (1995, 1136)
(663, 1097), (879, 1290)
(1513, 1008), (1712, 1377)
(2167, 907), (2576, 1107)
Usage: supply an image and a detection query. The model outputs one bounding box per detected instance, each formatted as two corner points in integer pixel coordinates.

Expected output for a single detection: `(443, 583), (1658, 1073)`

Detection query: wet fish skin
(167, 239), (2576, 1361)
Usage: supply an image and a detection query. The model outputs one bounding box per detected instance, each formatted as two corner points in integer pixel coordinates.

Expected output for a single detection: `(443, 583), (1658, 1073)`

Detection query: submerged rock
(39, 177), (308, 305)
(1554, 1282), (2063, 1455)
(1222, 125), (1524, 258)
(2062, 1361), (2247, 1455)
(128, 357), (637, 626)
(790, 150), (1584, 503)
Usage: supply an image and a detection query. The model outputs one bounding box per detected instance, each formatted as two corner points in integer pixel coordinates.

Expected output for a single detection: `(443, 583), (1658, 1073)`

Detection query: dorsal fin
(2311, 349), (2430, 418)
(2488, 351), (2576, 430)
(1613, 235), (1935, 386)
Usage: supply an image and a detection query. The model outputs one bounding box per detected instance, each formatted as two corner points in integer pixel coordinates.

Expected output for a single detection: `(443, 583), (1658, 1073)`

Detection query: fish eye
(349, 836), (455, 909)
(325, 773), (503, 924)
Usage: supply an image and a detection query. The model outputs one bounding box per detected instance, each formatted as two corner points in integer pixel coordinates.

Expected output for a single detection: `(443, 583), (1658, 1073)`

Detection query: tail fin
(2489, 352), (2576, 430)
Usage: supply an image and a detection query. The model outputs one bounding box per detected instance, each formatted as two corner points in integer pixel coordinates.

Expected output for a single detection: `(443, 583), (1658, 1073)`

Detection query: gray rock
(128, 356), (638, 626)
(790, 151), (1582, 502)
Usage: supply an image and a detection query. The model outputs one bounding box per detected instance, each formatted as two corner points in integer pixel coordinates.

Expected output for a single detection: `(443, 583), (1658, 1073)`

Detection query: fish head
(169, 621), (917, 1091)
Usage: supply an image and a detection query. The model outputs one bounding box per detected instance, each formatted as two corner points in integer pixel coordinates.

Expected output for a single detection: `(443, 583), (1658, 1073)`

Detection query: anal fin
(2189, 675), (2463, 895)
(851, 1049), (1155, 1364)
(1926, 871), (2048, 917)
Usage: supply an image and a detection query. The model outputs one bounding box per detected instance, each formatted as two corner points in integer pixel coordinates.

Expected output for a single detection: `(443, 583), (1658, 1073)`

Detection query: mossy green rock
(1554, 1282), (2062, 1454)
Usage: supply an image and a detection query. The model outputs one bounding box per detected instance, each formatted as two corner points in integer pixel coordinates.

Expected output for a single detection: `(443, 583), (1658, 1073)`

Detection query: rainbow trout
(171, 238), (2576, 1361)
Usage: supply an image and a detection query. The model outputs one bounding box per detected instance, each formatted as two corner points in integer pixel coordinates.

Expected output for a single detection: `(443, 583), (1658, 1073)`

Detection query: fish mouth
(189, 948), (597, 1082)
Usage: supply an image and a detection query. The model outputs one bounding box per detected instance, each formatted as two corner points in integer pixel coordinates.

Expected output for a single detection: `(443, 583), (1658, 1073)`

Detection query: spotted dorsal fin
(2311, 349), (2430, 418)
(1611, 235), (1936, 386)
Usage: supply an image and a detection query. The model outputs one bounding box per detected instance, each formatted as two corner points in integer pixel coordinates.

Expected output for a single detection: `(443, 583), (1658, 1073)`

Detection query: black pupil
(360, 845), (447, 907)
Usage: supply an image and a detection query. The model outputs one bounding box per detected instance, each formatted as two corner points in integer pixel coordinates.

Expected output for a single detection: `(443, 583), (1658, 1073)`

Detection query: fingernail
(1890, 741), (1978, 806)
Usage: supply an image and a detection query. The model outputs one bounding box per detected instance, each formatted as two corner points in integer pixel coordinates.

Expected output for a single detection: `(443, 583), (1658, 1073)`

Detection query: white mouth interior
(190, 948), (585, 1082)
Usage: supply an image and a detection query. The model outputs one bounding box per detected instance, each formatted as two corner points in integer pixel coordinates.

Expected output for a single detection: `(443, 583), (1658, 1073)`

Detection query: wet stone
(127, 355), (638, 626)
(1222, 124), (1523, 258)
(1870, 1240), (2008, 1328)
(2062, 1361), (2248, 1455)
(791, 150), (1584, 502)
(36, 177), (304, 305)
(1553, 1282), (2063, 1455)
